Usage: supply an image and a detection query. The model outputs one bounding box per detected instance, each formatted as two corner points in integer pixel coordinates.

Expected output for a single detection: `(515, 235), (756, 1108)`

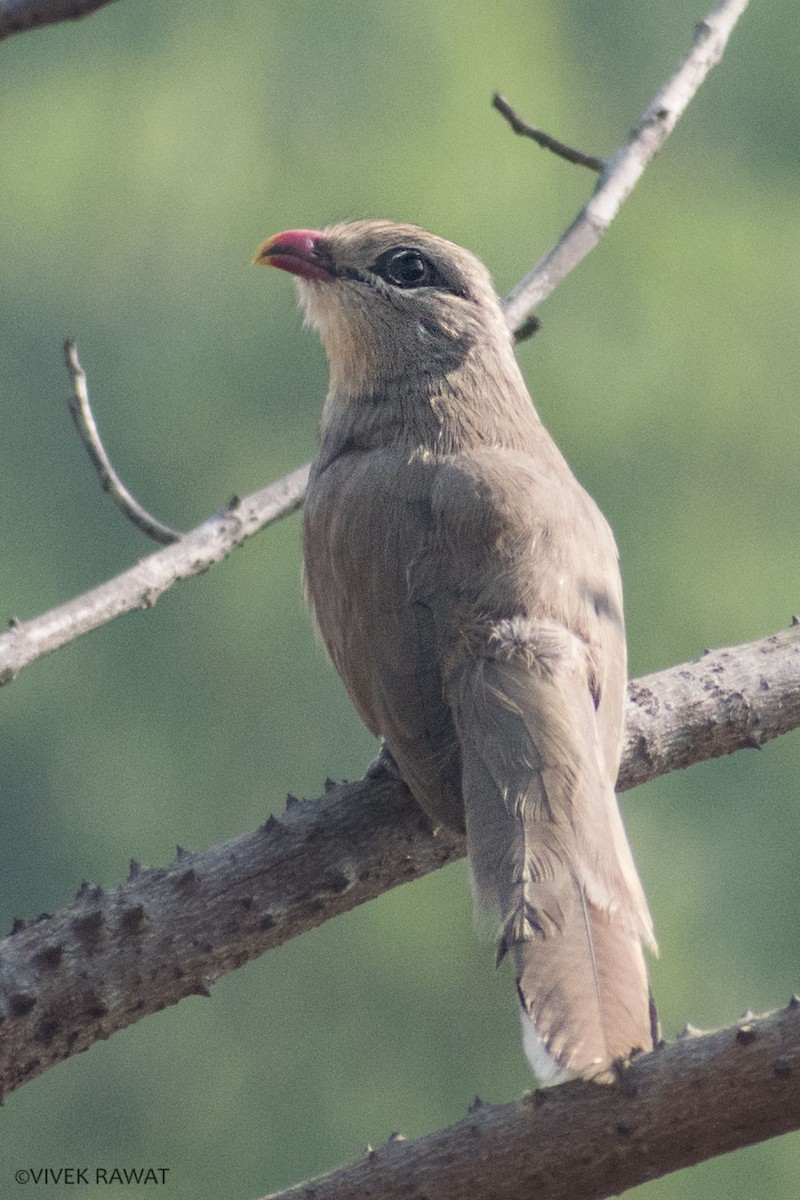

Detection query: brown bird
(254, 220), (656, 1082)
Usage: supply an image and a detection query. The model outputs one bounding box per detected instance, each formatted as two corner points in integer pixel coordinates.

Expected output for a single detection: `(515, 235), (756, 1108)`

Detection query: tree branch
(0, 1), (748, 684)
(621, 621), (800, 788)
(0, 465), (309, 687)
(0, 623), (797, 1100)
(0, 0), (117, 41)
(501, 0), (751, 329)
(2, 2), (775, 1192)
(256, 1002), (800, 1200)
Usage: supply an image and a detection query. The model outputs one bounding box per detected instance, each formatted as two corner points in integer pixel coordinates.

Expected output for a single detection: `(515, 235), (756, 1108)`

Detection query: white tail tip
(520, 1010), (577, 1087)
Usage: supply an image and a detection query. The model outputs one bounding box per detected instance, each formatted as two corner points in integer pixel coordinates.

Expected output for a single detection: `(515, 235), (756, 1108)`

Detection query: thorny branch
(0, 622), (798, 1101)
(3, 1), (782, 1195)
(256, 1003), (800, 1200)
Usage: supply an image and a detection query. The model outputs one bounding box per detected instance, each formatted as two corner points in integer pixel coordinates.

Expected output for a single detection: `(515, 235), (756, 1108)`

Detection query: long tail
(447, 623), (656, 1080)
(511, 871), (653, 1081)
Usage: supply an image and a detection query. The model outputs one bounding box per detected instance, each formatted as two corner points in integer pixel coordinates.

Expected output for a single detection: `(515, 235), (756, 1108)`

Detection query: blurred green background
(2, 0), (799, 1196)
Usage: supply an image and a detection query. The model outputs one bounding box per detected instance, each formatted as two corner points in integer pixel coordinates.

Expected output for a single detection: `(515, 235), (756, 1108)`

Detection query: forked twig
(501, 0), (751, 328)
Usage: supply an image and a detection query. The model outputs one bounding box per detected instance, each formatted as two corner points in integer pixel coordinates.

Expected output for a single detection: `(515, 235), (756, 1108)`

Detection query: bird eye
(375, 248), (433, 288)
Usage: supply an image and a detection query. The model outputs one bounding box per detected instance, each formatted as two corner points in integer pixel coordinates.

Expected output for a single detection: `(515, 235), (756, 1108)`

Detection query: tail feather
(448, 622), (655, 1080)
(513, 874), (651, 1077)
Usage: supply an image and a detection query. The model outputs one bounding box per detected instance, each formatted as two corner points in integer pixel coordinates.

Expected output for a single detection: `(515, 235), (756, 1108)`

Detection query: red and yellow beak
(253, 229), (333, 281)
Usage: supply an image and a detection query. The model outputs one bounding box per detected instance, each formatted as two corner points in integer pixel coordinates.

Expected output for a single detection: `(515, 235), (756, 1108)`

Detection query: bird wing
(303, 446), (465, 829)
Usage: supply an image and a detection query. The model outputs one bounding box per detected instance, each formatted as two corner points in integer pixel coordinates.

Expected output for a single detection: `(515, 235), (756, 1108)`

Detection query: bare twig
(492, 93), (604, 172)
(1, 623), (798, 1098)
(0, 0), (746, 691)
(257, 1003), (800, 1200)
(502, 0), (751, 330)
(0, 0), (117, 40)
(65, 339), (181, 545)
(0, 464), (310, 686)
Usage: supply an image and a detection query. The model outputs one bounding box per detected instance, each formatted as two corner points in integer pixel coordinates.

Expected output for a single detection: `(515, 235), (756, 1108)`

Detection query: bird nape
(254, 219), (657, 1084)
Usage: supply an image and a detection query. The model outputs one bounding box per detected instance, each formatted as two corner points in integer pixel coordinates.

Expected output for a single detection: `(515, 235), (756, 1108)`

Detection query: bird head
(254, 220), (515, 399)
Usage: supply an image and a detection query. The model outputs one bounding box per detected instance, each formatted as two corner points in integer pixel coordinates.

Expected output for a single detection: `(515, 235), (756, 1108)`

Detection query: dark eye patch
(371, 246), (454, 292)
